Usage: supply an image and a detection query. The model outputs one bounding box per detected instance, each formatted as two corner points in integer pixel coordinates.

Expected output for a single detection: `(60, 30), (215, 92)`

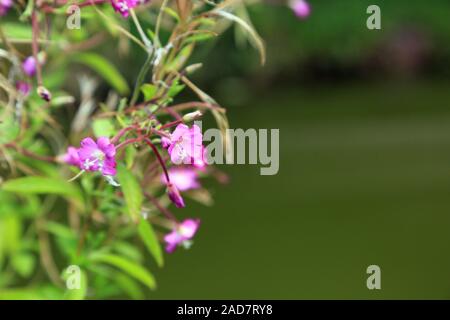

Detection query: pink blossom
(64, 137), (117, 176)
(22, 56), (37, 77)
(111, 0), (148, 18)
(164, 219), (200, 253)
(0, 0), (12, 16)
(162, 167), (200, 192)
(290, 0), (311, 19)
(164, 124), (204, 166)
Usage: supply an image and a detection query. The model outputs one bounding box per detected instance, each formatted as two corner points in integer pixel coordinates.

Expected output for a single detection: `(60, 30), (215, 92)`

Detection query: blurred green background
(146, 0), (450, 299)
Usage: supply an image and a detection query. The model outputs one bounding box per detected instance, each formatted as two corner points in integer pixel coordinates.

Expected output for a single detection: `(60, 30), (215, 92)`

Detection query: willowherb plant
(0, 0), (265, 299)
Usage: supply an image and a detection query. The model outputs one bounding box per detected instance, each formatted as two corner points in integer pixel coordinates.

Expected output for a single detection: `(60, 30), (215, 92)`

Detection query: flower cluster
(63, 124), (205, 253)
(0, 0), (265, 298)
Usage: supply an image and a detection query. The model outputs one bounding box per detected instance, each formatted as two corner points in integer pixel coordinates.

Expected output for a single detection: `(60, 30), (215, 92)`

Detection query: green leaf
(114, 272), (144, 299)
(11, 252), (36, 278)
(138, 219), (164, 267)
(1, 23), (32, 39)
(90, 253), (156, 290)
(92, 118), (115, 138)
(0, 112), (20, 144)
(125, 146), (137, 169)
(63, 268), (88, 300)
(167, 84), (185, 98)
(140, 84), (158, 101)
(214, 10), (266, 65)
(166, 44), (194, 72)
(72, 53), (130, 95)
(0, 215), (21, 255)
(44, 222), (77, 239)
(163, 7), (180, 22)
(117, 165), (143, 222)
(0, 289), (39, 300)
(2, 176), (84, 209)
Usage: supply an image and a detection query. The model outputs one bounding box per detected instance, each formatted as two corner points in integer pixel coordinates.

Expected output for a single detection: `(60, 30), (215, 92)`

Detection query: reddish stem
(144, 138), (170, 183)
(160, 119), (183, 130)
(144, 192), (178, 222)
(115, 137), (142, 151)
(111, 125), (137, 145)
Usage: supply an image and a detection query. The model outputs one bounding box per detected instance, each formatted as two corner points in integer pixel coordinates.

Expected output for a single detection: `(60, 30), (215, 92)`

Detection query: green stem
(130, 9), (153, 50)
(130, 54), (154, 106)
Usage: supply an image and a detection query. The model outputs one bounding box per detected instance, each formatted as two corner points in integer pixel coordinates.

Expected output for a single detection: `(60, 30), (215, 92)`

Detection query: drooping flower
(289, 0), (311, 19)
(164, 219), (200, 253)
(167, 183), (185, 208)
(0, 0), (12, 16)
(22, 56), (37, 77)
(111, 0), (148, 18)
(64, 137), (117, 177)
(163, 124), (204, 166)
(162, 167), (200, 192)
(16, 81), (32, 97)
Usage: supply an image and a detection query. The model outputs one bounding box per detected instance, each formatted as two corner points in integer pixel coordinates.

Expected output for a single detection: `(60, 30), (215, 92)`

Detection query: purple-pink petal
(22, 56), (37, 77)
(290, 0), (311, 19)
(0, 0), (12, 16)
(164, 218), (200, 253)
(64, 146), (81, 167)
(165, 124), (204, 166)
(102, 158), (117, 176)
(162, 167), (200, 192)
(97, 137), (116, 158)
(111, 0), (139, 18)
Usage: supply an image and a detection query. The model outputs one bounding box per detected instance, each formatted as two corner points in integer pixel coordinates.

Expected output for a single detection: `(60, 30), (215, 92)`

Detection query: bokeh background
(146, 0), (450, 299)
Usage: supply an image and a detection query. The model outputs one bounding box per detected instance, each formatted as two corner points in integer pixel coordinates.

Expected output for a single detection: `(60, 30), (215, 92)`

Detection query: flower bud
(22, 56), (37, 77)
(182, 111), (202, 123)
(185, 63), (202, 74)
(167, 183), (185, 208)
(37, 86), (52, 102)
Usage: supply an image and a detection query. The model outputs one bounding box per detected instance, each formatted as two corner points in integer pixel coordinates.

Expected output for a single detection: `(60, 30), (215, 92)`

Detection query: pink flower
(22, 56), (37, 77)
(290, 0), (311, 19)
(64, 137), (117, 176)
(162, 167), (200, 192)
(16, 81), (31, 97)
(111, 0), (148, 18)
(0, 0), (12, 16)
(164, 219), (200, 253)
(167, 183), (185, 208)
(164, 124), (204, 166)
